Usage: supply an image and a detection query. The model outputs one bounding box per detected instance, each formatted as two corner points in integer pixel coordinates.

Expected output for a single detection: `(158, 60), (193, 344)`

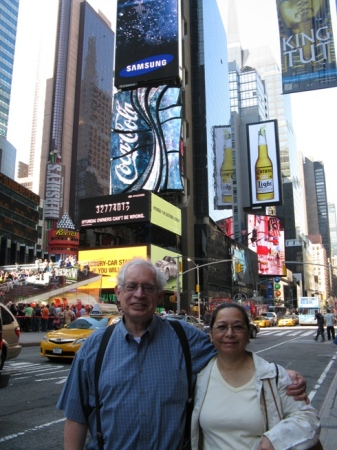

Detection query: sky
(8, 0), (337, 210)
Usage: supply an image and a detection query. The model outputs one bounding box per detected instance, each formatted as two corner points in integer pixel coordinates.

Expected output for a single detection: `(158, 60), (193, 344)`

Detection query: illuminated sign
(151, 194), (181, 235)
(55, 229), (78, 237)
(247, 120), (282, 208)
(79, 246), (148, 289)
(79, 192), (150, 227)
(115, 0), (180, 89)
(44, 163), (65, 219)
(111, 86), (183, 194)
(247, 214), (286, 277)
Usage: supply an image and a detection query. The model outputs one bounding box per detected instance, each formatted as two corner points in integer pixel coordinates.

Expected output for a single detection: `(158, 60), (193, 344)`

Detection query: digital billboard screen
(79, 191), (150, 227)
(247, 214), (286, 277)
(78, 246), (148, 289)
(111, 86), (183, 194)
(115, 0), (180, 89)
(247, 120), (282, 208)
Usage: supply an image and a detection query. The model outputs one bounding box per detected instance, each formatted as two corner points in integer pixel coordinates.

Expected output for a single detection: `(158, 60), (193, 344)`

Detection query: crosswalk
(2, 361), (70, 384)
(258, 327), (323, 338)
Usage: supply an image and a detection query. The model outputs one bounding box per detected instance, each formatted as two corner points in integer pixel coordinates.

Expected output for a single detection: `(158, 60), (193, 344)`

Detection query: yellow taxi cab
(40, 304), (121, 360)
(253, 316), (271, 328)
(278, 315), (296, 327)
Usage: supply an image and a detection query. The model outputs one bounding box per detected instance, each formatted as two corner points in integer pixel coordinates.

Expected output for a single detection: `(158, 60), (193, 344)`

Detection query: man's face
(116, 264), (164, 325)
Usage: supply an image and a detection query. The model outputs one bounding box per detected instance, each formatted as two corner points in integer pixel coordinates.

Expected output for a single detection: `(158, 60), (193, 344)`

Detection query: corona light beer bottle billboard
(247, 120), (282, 208)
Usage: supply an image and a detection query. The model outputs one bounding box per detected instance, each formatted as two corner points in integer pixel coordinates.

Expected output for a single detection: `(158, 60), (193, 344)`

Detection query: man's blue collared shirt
(57, 315), (215, 449)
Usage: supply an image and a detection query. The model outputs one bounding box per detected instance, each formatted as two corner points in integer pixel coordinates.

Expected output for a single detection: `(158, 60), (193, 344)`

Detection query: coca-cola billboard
(115, 0), (181, 89)
(111, 86), (184, 194)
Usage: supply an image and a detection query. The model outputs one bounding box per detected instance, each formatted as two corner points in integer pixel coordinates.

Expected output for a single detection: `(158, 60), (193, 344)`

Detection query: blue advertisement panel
(111, 86), (183, 194)
(276, 0), (337, 93)
(115, 0), (180, 89)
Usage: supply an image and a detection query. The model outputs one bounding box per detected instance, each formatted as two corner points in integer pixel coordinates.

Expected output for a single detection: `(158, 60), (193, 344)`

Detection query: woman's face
(280, 0), (323, 29)
(211, 307), (250, 356)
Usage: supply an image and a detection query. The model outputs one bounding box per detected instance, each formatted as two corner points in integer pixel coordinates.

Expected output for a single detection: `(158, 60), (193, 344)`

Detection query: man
(64, 305), (75, 325)
(57, 258), (308, 450)
(314, 310), (325, 342)
(325, 309), (335, 341)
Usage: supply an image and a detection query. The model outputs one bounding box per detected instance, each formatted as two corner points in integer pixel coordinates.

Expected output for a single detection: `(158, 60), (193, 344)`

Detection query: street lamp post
(188, 258), (200, 321)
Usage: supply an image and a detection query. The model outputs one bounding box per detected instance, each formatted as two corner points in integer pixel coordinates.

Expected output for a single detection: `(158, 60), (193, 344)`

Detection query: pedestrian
(325, 309), (335, 341)
(48, 302), (57, 330)
(314, 310), (325, 342)
(57, 258), (308, 450)
(64, 305), (75, 325)
(41, 304), (49, 332)
(24, 304), (34, 332)
(191, 303), (320, 450)
(33, 304), (42, 332)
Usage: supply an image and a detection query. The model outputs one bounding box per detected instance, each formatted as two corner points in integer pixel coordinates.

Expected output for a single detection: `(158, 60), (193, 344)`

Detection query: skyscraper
(0, 0), (19, 138)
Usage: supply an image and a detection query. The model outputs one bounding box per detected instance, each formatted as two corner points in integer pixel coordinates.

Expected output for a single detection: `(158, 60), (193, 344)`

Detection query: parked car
(249, 320), (260, 338)
(40, 305), (121, 360)
(278, 315), (298, 327)
(260, 312), (278, 326)
(253, 316), (271, 327)
(0, 304), (22, 371)
(165, 314), (205, 332)
(0, 305), (10, 388)
(155, 256), (178, 280)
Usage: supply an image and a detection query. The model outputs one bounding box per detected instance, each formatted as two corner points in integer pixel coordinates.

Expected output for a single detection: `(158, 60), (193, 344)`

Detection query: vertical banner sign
(115, 0), (180, 89)
(247, 120), (282, 208)
(214, 125), (233, 209)
(276, 0), (337, 93)
(111, 86), (183, 194)
(45, 163), (65, 219)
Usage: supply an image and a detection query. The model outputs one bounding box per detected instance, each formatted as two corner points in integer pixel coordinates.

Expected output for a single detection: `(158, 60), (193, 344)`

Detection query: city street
(0, 326), (336, 448)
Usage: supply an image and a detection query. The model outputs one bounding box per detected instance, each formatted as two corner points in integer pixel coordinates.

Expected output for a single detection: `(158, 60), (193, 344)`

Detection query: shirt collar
(120, 314), (159, 341)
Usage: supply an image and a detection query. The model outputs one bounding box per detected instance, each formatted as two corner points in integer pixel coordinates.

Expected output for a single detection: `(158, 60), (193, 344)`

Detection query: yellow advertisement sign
(79, 246), (148, 289)
(151, 193), (181, 235)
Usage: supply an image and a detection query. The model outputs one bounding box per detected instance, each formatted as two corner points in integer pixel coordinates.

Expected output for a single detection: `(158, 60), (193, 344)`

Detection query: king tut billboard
(115, 0), (181, 89)
(111, 86), (184, 194)
(276, 0), (337, 93)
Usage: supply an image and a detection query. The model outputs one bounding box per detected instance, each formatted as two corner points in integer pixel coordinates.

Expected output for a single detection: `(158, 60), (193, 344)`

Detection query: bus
(298, 297), (322, 325)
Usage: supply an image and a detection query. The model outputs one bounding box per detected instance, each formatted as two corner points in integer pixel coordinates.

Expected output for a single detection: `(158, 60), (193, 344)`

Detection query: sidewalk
(19, 333), (337, 449)
(19, 331), (44, 347)
(319, 364), (337, 450)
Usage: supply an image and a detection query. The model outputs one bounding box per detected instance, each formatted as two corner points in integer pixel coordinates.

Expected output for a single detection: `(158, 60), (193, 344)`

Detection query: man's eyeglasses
(122, 283), (158, 295)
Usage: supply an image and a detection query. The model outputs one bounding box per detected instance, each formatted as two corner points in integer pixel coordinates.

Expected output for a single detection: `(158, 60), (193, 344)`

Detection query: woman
(191, 303), (320, 450)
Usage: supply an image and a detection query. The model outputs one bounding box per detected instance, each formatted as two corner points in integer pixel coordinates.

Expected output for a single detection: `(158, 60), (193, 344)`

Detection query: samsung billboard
(115, 0), (181, 89)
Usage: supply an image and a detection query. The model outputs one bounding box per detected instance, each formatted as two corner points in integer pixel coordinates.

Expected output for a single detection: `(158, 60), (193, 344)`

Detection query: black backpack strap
(274, 363), (279, 385)
(94, 324), (116, 450)
(168, 320), (193, 449)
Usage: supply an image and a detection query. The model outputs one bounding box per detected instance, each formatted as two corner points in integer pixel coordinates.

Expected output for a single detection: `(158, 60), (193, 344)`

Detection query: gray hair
(117, 258), (167, 291)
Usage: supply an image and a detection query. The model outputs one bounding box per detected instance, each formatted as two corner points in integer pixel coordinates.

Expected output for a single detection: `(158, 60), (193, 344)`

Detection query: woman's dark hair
(210, 302), (250, 330)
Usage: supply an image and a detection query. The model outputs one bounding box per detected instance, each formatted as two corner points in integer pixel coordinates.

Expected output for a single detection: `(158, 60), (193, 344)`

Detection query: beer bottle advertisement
(220, 129), (233, 204)
(247, 120), (281, 208)
(255, 125), (274, 200)
(214, 125), (233, 209)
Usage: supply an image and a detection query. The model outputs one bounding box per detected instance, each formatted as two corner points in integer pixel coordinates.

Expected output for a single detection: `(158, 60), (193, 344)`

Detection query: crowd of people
(6, 301), (94, 332)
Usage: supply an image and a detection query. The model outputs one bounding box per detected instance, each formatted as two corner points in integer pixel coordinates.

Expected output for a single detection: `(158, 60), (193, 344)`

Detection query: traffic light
(235, 262), (244, 273)
(274, 277), (281, 298)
